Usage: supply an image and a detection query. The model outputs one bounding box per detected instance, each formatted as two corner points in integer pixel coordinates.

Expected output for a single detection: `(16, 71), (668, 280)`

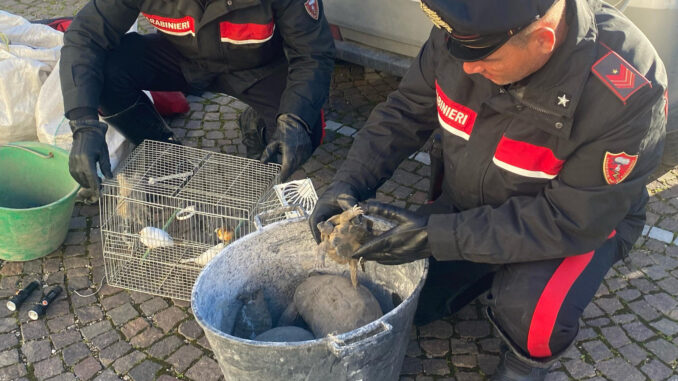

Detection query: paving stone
(418, 320), (454, 339)
(127, 359), (162, 381)
(622, 321), (656, 342)
(451, 355), (476, 369)
(156, 376), (181, 381)
(0, 332), (18, 352)
(93, 370), (122, 381)
(100, 292), (131, 311)
(147, 335), (183, 359)
(562, 358), (597, 379)
(178, 319), (203, 340)
(91, 329), (120, 350)
(420, 339), (449, 358)
(129, 291), (153, 305)
(140, 297), (168, 316)
(421, 359), (449, 376)
(601, 325), (631, 348)
(0, 348), (18, 367)
(76, 305), (104, 324)
(617, 343), (649, 366)
(130, 327), (164, 348)
(651, 318), (678, 336)
(185, 356), (223, 381)
(121, 317), (150, 340)
(51, 330), (82, 350)
(73, 356), (102, 381)
(107, 303), (139, 326)
(166, 344), (202, 373)
(595, 297), (624, 314)
(0, 363), (27, 380)
(47, 315), (75, 333)
(596, 357), (645, 381)
(112, 350), (146, 374)
(645, 338), (678, 364)
(33, 356), (64, 380)
(641, 358), (673, 380)
(22, 339), (52, 363)
(477, 354), (500, 375)
(616, 288), (642, 302)
(582, 340), (614, 362)
(22, 320), (48, 340)
(455, 320), (491, 338)
(99, 340), (132, 366)
(81, 320), (112, 341)
(62, 342), (91, 366)
(153, 306), (187, 333)
(644, 292), (678, 315)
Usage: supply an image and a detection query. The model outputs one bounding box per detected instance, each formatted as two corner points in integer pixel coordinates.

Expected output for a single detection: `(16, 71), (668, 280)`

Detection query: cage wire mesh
(100, 140), (282, 300)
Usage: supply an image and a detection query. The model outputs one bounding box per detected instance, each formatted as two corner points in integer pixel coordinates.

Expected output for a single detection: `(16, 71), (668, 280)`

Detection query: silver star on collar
(557, 94), (570, 108)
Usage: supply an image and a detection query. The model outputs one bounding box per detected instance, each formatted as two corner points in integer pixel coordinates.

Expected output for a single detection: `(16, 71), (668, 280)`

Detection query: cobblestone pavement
(2, 2), (678, 380)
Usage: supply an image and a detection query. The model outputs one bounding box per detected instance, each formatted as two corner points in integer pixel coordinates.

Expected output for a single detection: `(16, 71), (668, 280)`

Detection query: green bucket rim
(0, 142), (81, 212)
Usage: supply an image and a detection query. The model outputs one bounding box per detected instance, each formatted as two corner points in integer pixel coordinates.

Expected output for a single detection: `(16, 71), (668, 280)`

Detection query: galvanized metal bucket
(192, 216), (428, 381)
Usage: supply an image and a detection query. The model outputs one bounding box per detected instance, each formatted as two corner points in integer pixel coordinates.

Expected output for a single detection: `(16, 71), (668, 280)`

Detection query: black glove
(261, 113), (313, 181)
(309, 181), (361, 243)
(68, 120), (113, 201)
(352, 201), (430, 265)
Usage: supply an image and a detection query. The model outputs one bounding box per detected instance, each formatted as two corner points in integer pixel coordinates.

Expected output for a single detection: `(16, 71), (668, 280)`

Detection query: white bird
(180, 243), (227, 266)
(139, 227), (174, 249)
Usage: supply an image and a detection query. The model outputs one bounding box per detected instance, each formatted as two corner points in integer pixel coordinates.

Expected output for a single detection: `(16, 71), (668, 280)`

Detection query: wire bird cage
(100, 141), (281, 300)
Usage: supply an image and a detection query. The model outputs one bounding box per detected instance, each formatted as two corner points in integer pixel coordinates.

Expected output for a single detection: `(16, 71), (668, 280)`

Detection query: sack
(0, 11), (62, 144)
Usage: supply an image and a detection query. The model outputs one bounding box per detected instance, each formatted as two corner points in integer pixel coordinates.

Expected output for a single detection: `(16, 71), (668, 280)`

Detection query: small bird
(180, 243), (227, 266)
(215, 226), (235, 243)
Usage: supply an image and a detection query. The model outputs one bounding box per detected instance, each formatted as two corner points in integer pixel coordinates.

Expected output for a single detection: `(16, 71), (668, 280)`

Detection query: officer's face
(462, 29), (555, 85)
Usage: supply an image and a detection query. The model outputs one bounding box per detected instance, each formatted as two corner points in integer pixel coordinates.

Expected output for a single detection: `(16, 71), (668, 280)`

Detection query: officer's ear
(530, 27), (557, 54)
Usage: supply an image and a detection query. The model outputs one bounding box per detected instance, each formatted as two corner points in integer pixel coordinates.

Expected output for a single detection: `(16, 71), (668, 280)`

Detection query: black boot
(238, 106), (267, 159)
(102, 96), (180, 145)
(491, 350), (550, 381)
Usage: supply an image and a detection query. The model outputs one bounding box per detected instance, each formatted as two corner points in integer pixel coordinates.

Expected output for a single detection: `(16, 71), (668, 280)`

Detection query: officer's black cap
(420, 0), (557, 61)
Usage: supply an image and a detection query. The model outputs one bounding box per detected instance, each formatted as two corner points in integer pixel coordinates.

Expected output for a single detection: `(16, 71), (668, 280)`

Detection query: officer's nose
(463, 61), (485, 75)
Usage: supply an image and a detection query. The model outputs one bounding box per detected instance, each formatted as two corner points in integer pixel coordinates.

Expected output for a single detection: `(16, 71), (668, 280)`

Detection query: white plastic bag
(0, 11), (63, 144)
(36, 62), (133, 171)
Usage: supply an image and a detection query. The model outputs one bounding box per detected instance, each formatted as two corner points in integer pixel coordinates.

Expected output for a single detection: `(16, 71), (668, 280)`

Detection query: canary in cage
(215, 226), (235, 243)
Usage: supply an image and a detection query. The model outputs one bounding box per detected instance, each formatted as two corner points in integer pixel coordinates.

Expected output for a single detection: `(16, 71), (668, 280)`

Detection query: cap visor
(447, 37), (508, 62)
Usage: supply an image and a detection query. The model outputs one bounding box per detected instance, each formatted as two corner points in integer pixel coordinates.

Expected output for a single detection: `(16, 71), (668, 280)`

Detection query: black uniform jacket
(336, 0), (668, 264)
(60, 0), (335, 126)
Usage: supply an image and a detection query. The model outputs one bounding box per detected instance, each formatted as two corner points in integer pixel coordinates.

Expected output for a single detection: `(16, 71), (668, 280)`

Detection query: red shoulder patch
(603, 151), (638, 184)
(591, 48), (650, 104)
(304, 0), (319, 20)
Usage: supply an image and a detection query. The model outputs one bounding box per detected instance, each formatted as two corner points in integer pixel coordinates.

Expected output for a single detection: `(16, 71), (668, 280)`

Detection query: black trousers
(415, 195), (624, 360)
(98, 32), (322, 146)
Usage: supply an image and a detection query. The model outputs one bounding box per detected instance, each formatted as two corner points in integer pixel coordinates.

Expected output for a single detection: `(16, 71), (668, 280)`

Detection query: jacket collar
(508, 0), (599, 138)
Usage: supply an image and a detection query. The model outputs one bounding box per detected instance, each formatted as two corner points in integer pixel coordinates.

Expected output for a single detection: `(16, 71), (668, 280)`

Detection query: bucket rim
(191, 217), (429, 347)
(0, 141), (80, 212)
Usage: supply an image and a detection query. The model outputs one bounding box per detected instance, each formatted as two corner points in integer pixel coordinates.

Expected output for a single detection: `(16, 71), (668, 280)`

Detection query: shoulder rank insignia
(603, 151), (638, 184)
(592, 48), (650, 104)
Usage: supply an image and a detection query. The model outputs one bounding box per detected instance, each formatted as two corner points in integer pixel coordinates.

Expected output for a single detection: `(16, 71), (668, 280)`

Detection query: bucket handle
(0, 144), (54, 159)
(327, 321), (393, 358)
(253, 205), (308, 230)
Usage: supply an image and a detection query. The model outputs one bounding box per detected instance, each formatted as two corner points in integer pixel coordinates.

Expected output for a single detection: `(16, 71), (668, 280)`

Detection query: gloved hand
(261, 113), (313, 181)
(309, 181), (361, 243)
(68, 120), (113, 201)
(352, 201), (430, 265)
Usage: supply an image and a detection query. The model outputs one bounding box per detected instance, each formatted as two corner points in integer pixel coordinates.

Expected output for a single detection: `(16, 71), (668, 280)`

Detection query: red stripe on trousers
(527, 231), (616, 357)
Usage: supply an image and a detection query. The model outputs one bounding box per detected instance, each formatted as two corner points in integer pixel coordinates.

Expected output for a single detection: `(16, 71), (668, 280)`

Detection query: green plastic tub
(0, 142), (79, 261)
